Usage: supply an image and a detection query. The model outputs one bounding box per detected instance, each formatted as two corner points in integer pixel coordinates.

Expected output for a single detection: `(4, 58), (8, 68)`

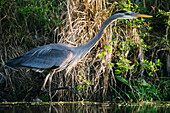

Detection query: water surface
(0, 101), (169, 113)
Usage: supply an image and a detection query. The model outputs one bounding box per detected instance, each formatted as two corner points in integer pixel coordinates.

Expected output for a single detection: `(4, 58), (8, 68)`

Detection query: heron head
(113, 10), (152, 19)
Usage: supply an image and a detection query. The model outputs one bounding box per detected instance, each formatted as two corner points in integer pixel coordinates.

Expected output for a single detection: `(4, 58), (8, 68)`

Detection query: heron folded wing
(22, 48), (72, 69)
(6, 44), (74, 70)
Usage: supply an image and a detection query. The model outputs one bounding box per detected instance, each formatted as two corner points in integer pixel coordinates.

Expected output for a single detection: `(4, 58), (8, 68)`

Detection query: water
(0, 101), (169, 113)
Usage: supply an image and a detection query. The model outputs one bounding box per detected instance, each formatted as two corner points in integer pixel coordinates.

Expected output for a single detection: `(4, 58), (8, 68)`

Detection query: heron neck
(78, 15), (117, 57)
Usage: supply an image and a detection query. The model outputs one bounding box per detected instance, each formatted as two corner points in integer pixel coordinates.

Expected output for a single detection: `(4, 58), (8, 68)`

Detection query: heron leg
(41, 72), (51, 91)
(48, 71), (55, 101)
(51, 87), (84, 100)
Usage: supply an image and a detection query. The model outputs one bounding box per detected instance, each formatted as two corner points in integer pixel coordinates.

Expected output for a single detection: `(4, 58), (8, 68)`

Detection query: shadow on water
(0, 101), (169, 113)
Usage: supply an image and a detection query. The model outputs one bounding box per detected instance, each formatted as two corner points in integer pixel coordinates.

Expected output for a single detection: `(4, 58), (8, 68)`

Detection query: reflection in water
(0, 102), (169, 113)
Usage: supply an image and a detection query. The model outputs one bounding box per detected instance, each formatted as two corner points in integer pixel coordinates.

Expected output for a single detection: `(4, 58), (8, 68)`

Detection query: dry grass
(52, 0), (117, 100)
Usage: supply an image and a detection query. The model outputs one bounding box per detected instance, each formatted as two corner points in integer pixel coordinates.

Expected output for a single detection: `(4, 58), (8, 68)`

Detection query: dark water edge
(0, 101), (169, 113)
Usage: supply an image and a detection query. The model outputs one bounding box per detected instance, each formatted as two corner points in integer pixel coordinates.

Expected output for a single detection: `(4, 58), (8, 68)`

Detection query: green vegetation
(0, 0), (169, 102)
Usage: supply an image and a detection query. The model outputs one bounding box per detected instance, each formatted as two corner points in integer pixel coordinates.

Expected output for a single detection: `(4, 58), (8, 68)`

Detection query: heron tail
(5, 56), (23, 68)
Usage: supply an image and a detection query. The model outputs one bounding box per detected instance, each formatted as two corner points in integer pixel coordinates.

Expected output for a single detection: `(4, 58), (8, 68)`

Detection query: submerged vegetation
(0, 0), (169, 102)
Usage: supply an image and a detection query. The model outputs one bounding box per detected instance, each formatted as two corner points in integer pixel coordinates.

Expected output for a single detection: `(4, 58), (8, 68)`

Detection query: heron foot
(41, 87), (47, 91)
(46, 88), (50, 93)
(41, 87), (51, 93)
(51, 87), (84, 100)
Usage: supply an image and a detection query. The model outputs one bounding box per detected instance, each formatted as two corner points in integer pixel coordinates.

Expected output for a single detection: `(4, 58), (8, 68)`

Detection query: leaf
(115, 76), (130, 87)
(130, 64), (135, 70)
(97, 53), (103, 58)
(102, 59), (105, 63)
(109, 63), (114, 67)
(149, 72), (153, 76)
(110, 86), (126, 102)
(104, 46), (112, 53)
(102, 51), (107, 55)
(115, 69), (122, 74)
(141, 79), (151, 87)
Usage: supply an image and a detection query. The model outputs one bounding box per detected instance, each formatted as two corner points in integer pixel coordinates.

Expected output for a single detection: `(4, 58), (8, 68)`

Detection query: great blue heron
(5, 10), (152, 101)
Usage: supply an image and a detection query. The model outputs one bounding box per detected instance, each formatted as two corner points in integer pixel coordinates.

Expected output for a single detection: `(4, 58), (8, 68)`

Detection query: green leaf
(115, 69), (122, 74)
(102, 51), (107, 55)
(117, 52), (121, 56)
(97, 53), (103, 58)
(109, 63), (114, 67)
(110, 86), (126, 102)
(141, 79), (151, 87)
(149, 72), (153, 76)
(104, 46), (112, 53)
(156, 59), (162, 66)
(115, 76), (130, 87)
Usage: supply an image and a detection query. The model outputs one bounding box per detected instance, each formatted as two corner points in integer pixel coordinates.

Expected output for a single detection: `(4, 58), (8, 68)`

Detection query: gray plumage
(6, 44), (76, 71)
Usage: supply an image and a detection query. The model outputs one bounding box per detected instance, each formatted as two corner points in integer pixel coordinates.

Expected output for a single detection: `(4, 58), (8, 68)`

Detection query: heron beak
(131, 13), (153, 18)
